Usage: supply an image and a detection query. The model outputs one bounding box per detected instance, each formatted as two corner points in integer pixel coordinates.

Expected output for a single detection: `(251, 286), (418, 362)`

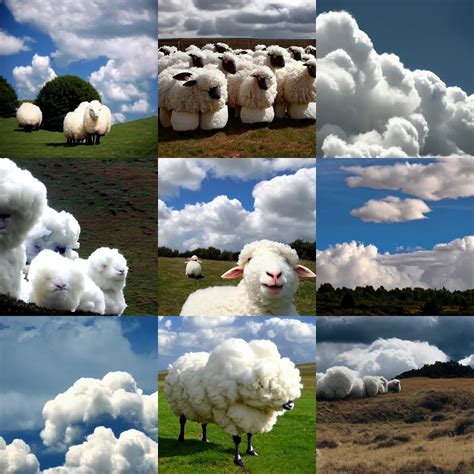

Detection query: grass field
(0, 116), (157, 158)
(158, 116), (316, 158)
(317, 377), (474, 473)
(158, 363), (316, 473)
(158, 257), (316, 316)
(15, 159), (157, 315)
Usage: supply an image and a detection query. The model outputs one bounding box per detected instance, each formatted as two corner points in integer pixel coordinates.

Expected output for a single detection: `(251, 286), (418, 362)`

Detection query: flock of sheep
(15, 99), (112, 145)
(158, 42), (316, 132)
(179, 240), (316, 316)
(0, 159), (128, 315)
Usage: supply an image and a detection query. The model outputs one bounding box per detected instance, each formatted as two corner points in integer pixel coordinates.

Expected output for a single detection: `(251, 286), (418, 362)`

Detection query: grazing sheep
(180, 240), (315, 316)
(283, 58), (316, 120)
(0, 159), (47, 298)
(83, 100), (112, 145)
(16, 102), (42, 132)
(185, 255), (202, 278)
(164, 338), (302, 467)
(87, 247), (128, 315)
(388, 379), (401, 392)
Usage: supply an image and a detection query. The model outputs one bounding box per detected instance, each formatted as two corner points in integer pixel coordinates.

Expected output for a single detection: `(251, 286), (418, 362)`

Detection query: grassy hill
(158, 363), (315, 473)
(317, 377), (474, 473)
(0, 115), (157, 158)
(158, 256), (316, 316)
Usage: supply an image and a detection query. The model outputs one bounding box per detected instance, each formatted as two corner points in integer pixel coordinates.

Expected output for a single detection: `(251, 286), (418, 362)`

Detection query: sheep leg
(178, 415), (186, 442)
(232, 435), (244, 467)
(245, 433), (258, 456)
(201, 423), (209, 442)
(95, 134), (101, 145)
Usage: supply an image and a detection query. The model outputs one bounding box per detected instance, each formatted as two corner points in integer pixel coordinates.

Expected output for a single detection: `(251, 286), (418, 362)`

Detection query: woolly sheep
(158, 45), (177, 56)
(387, 379), (401, 392)
(63, 102), (90, 145)
(305, 45), (316, 57)
(78, 275), (106, 314)
(180, 240), (315, 316)
(283, 58), (316, 120)
(288, 46), (305, 61)
(158, 50), (205, 74)
(87, 247), (128, 315)
(363, 376), (386, 397)
(185, 255), (202, 278)
(0, 159), (47, 298)
(16, 102), (42, 132)
(83, 100), (112, 145)
(378, 376), (388, 394)
(254, 44), (267, 51)
(316, 366), (359, 400)
(164, 338), (302, 467)
(215, 42), (230, 53)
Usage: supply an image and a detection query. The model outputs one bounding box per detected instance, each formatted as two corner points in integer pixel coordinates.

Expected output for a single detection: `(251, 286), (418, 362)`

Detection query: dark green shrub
(0, 76), (19, 117)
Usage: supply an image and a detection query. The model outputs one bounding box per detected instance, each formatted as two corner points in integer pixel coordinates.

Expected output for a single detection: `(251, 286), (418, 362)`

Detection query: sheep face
(289, 48), (302, 61)
(88, 247), (128, 291)
(215, 43), (229, 53)
(221, 56), (237, 74)
(188, 53), (204, 68)
(159, 47), (171, 56)
(182, 71), (228, 112)
(88, 100), (102, 119)
(268, 52), (285, 68)
(305, 60), (316, 78)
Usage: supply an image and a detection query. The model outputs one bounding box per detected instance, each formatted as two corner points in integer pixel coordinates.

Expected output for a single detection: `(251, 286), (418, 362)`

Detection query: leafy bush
(0, 76), (19, 117)
(35, 75), (101, 131)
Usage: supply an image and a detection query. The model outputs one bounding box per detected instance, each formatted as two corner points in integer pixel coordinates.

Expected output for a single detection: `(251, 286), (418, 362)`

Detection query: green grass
(158, 116), (315, 157)
(15, 159), (157, 316)
(158, 257), (316, 316)
(0, 116), (157, 158)
(158, 364), (316, 473)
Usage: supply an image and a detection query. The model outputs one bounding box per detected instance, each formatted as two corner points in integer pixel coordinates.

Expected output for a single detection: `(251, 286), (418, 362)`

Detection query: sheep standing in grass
(164, 338), (302, 467)
(83, 100), (112, 145)
(16, 102), (42, 132)
(63, 102), (89, 145)
(185, 255), (202, 278)
(283, 58), (316, 120)
(180, 240), (315, 316)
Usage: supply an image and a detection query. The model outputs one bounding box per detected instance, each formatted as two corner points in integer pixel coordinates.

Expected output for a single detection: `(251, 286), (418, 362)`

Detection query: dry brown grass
(317, 378), (474, 473)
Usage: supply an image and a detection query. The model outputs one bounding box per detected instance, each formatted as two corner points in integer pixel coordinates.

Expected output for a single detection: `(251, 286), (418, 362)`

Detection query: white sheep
(164, 338), (302, 467)
(305, 45), (316, 57)
(87, 247), (128, 315)
(180, 240), (315, 316)
(63, 102), (89, 145)
(78, 275), (106, 314)
(16, 102), (42, 132)
(378, 376), (389, 393)
(283, 58), (316, 120)
(316, 366), (359, 400)
(158, 50), (205, 74)
(388, 379), (401, 392)
(288, 46), (305, 61)
(0, 159), (47, 298)
(363, 376), (386, 397)
(185, 255), (202, 278)
(83, 100), (112, 145)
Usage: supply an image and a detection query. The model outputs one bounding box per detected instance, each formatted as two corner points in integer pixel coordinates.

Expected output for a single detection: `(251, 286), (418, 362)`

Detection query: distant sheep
(164, 338), (302, 467)
(180, 240), (315, 316)
(16, 102), (42, 132)
(185, 255), (202, 278)
(388, 379), (401, 392)
(83, 100), (112, 145)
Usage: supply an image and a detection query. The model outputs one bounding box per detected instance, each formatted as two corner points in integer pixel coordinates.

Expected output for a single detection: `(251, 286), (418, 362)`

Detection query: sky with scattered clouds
(0, 0), (157, 123)
(158, 158), (316, 252)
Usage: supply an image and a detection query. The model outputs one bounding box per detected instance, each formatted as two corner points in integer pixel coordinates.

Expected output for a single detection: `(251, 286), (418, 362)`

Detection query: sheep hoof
(246, 449), (258, 456)
(201, 437), (209, 443)
(234, 456), (244, 467)
(178, 435), (185, 442)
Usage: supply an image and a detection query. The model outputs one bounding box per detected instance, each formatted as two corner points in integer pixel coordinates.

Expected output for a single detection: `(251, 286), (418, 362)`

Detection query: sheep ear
(183, 80), (197, 87)
(221, 266), (244, 279)
(173, 72), (192, 81)
(294, 265), (316, 278)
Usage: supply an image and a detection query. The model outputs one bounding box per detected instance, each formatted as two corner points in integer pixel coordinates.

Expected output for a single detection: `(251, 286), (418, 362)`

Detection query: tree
(340, 292), (355, 309)
(35, 75), (101, 131)
(422, 298), (442, 316)
(0, 76), (19, 117)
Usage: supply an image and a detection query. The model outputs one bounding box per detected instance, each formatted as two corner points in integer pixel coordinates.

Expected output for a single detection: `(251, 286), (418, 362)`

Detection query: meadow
(15, 158), (157, 316)
(158, 256), (316, 316)
(0, 116), (157, 158)
(317, 377), (474, 473)
(158, 363), (316, 473)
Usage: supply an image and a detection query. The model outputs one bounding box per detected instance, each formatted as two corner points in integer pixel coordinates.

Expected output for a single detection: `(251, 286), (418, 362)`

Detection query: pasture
(158, 363), (316, 473)
(157, 256), (316, 316)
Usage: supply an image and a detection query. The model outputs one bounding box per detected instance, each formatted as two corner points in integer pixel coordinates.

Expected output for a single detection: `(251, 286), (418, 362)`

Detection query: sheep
(164, 338), (302, 467)
(16, 102), (42, 132)
(305, 45), (316, 57)
(63, 102), (90, 145)
(78, 275), (106, 314)
(83, 100), (112, 145)
(388, 379), (401, 392)
(254, 44), (267, 51)
(283, 58), (316, 120)
(0, 159), (47, 298)
(378, 376), (389, 394)
(316, 366), (359, 400)
(158, 45), (177, 56)
(363, 376), (386, 397)
(215, 42), (230, 53)
(288, 46), (305, 61)
(180, 240), (316, 316)
(158, 50), (205, 74)
(185, 255), (202, 278)
(87, 247), (128, 315)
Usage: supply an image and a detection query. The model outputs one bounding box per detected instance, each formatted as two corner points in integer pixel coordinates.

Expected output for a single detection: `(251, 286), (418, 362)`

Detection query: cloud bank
(0, 437), (40, 474)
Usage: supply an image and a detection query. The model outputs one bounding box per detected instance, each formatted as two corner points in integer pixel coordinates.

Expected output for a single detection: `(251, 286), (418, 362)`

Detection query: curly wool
(237, 66), (277, 110)
(164, 339), (302, 435)
(283, 58), (316, 105)
(83, 100), (112, 137)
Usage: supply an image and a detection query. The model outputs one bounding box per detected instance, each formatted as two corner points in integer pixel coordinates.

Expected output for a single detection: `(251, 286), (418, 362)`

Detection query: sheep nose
(55, 283), (66, 290)
(282, 400), (294, 410)
(208, 86), (221, 99)
(266, 271), (282, 285)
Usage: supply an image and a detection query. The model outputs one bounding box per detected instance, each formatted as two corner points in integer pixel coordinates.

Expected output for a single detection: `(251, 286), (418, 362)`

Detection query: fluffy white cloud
(159, 167), (316, 251)
(0, 437), (40, 474)
(40, 371), (157, 451)
(459, 354), (474, 368)
(317, 11), (474, 157)
(12, 54), (56, 98)
(317, 338), (448, 378)
(42, 427), (157, 474)
(351, 196), (431, 222)
(0, 30), (31, 55)
(317, 236), (474, 290)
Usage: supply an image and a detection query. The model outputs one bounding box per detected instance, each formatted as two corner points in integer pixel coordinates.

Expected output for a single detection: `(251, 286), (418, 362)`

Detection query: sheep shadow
(158, 437), (225, 458)
(187, 275), (204, 280)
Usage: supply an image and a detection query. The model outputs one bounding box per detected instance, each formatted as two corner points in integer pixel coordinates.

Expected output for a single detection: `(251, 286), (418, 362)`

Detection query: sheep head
(220, 53), (237, 74)
(267, 46), (287, 68)
(182, 70), (228, 113)
(188, 52), (204, 68)
(87, 247), (128, 291)
(88, 100), (103, 119)
(305, 59), (316, 78)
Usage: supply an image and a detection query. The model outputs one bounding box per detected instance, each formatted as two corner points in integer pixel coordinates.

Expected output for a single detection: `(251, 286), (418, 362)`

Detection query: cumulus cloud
(12, 54), (56, 98)
(42, 427), (157, 474)
(40, 371), (157, 451)
(459, 354), (474, 368)
(0, 437), (40, 474)
(317, 236), (474, 290)
(159, 167), (316, 251)
(317, 11), (474, 157)
(159, 0), (315, 38)
(0, 30), (31, 55)
(351, 196), (431, 222)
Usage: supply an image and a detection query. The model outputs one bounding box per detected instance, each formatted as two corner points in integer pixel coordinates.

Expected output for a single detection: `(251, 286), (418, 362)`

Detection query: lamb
(16, 102), (42, 132)
(180, 240), (316, 316)
(83, 100), (112, 145)
(0, 159), (47, 298)
(164, 338), (302, 467)
(387, 379), (401, 392)
(185, 255), (202, 278)
(87, 247), (128, 315)
(283, 58), (316, 120)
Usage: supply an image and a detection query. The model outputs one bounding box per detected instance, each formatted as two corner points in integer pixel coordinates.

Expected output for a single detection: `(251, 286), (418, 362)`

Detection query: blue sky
(318, 0), (474, 94)
(0, 316), (157, 470)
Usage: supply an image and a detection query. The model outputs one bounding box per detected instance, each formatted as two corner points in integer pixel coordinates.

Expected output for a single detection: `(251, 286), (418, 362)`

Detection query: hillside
(397, 361), (474, 379)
